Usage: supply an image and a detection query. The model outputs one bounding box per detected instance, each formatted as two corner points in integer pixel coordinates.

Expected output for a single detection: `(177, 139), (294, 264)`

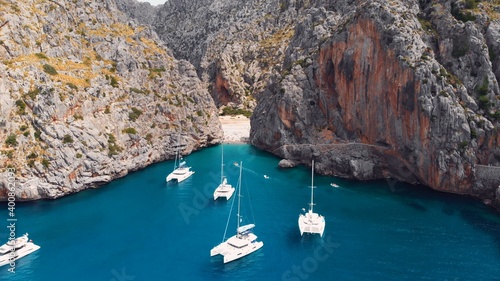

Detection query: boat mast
(310, 160), (315, 213)
(220, 145), (224, 184)
(174, 132), (181, 170)
(237, 161), (243, 233)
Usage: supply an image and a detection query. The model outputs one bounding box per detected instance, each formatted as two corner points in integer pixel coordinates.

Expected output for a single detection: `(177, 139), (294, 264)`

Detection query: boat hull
(213, 184), (235, 200)
(166, 170), (194, 183)
(211, 239), (263, 263)
(0, 242), (40, 267)
(298, 212), (325, 237)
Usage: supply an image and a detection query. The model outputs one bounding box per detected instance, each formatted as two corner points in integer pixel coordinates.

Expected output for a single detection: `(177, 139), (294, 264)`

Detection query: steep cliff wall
(0, 0), (222, 200)
(119, 0), (299, 110)
(250, 0), (500, 209)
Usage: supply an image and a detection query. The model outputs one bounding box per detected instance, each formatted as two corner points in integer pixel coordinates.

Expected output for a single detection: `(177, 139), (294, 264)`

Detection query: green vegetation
(145, 133), (153, 142)
(23, 130), (30, 137)
(43, 64), (58, 75)
(418, 17), (436, 36)
(63, 134), (74, 144)
(451, 2), (476, 22)
(122, 127), (137, 134)
(107, 133), (123, 156)
(464, 0), (478, 9)
(76, 153), (83, 158)
(489, 48), (497, 61)
(196, 110), (203, 117)
(490, 111), (500, 121)
(439, 91), (449, 97)
(470, 130), (477, 139)
(5, 134), (17, 147)
(20, 125), (29, 133)
(478, 95), (490, 109)
(294, 59), (311, 68)
(105, 74), (119, 88)
(130, 87), (147, 94)
(26, 88), (41, 100)
(34, 130), (42, 141)
(458, 141), (469, 150)
(67, 83), (78, 90)
(477, 77), (490, 110)
(41, 159), (50, 168)
(148, 67), (166, 79)
(104, 105), (111, 114)
(27, 152), (38, 159)
(128, 107), (143, 122)
(476, 77), (489, 96)
(15, 99), (26, 115)
(73, 114), (84, 120)
(3, 150), (13, 159)
(221, 107), (252, 118)
(35, 53), (48, 59)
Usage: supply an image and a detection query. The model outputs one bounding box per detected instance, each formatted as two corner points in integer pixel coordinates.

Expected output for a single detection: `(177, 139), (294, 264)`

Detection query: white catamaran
(298, 160), (325, 237)
(0, 233), (40, 267)
(166, 136), (194, 183)
(213, 145), (235, 200)
(211, 161), (263, 263)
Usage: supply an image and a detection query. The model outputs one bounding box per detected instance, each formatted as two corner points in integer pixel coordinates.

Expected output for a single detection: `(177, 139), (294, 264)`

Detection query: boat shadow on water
(206, 250), (265, 277)
(284, 225), (326, 249)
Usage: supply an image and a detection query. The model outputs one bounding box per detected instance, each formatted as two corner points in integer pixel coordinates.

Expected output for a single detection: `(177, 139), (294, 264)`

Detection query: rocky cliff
(0, 0), (222, 200)
(119, 0), (500, 209)
(119, 0), (299, 110)
(250, 0), (500, 209)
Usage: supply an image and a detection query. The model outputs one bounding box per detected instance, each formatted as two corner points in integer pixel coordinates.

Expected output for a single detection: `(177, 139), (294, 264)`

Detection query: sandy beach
(219, 115), (251, 143)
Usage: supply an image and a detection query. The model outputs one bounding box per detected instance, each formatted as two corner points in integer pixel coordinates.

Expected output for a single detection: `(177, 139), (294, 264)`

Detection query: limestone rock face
(0, 0), (222, 200)
(72, 0), (500, 209)
(120, 0), (298, 109)
(249, 0), (500, 209)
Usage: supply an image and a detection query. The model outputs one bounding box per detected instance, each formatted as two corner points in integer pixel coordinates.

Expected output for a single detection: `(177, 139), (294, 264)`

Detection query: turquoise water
(1, 144), (499, 280)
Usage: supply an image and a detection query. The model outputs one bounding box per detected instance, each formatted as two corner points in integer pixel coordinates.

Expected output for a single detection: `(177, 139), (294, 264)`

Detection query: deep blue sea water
(1, 144), (500, 281)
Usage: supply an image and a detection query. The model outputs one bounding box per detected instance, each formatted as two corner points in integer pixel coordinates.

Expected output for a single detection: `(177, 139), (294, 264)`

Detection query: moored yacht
(298, 160), (325, 237)
(0, 233), (40, 267)
(211, 161), (263, 263)
(166, 159), (194, 183)
(166, 137), (194, 183)
(213, 145), (235, 200)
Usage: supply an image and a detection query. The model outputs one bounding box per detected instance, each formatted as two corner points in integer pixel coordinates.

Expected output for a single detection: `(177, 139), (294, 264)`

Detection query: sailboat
(298, 159), (325, 237)
(213, 145), (235, 200)
(210, 161), (264, 263)
(166, 135), (194, 183)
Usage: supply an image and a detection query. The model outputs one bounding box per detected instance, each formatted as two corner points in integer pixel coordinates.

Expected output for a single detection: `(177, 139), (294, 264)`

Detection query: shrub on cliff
(43, 64), (58, 75)
(5, 134), (17, 147)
